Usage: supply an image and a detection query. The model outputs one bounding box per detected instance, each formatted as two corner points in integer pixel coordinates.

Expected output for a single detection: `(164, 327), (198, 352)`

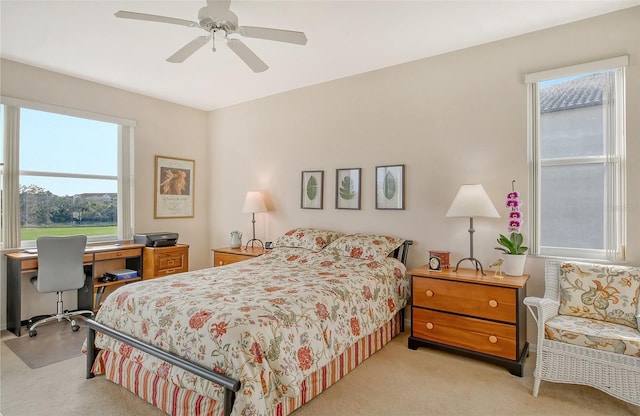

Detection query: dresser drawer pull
(488, 299), (498, 308)
(489, 335), (498, 344)
(425, 322), (434, 330)
(218, 260), (224, 266)
(426, 290), (434, 297)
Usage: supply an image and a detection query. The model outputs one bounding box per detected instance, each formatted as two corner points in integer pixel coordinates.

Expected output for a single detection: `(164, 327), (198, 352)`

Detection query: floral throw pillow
(558, 262), (640, 329)
(273, 228), (343, 252)
(325, 234), (405, 262)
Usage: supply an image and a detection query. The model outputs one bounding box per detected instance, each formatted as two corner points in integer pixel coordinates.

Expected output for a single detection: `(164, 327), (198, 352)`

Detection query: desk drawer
(143, 245), (189, 279)
(20, 254), (94, 272)
(95, 248), (142, 261)
(413, 277), (516, 323)
(154, 253), (188, 276)
(412, 308), (516, 359)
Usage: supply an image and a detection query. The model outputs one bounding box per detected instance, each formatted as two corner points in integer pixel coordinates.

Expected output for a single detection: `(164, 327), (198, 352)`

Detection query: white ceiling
(1, 1), (639, 111)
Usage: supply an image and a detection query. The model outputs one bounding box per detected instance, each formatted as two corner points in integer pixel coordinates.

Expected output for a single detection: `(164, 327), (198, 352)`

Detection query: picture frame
(154, 155), (195, 218)
(375, 164), (405, 210)
(336, 168), (361, 210)
(301, 170), (324, 209)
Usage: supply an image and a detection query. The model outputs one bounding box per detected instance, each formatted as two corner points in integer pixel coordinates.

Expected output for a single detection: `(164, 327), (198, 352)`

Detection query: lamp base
(245, 239), (264, 250)
(453, 257), (486, 275)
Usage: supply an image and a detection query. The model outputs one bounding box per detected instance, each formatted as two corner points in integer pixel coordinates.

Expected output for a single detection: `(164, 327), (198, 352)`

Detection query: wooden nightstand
(212, 247), (265, 267)
(407, 266), (529, 376)
(143, 244), (189, 279)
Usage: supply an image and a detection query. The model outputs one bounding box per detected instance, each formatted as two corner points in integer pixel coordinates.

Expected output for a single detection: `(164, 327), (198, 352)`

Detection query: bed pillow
(558, 262), (640, 329)
(273, 227), (343, 252)
(325, 233), (405, 262)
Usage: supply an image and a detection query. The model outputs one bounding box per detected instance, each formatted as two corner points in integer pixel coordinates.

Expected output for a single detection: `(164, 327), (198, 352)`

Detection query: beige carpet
(3, 320), (87, 369)
(1, 330), (638, 416)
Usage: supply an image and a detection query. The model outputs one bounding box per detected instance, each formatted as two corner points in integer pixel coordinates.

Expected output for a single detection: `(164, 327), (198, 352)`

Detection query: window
(526, 56), (627, 261)
(1, 98), (136, 248)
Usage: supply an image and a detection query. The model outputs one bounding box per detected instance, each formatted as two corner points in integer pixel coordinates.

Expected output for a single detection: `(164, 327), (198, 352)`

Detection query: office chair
(28, 235), (94, 337)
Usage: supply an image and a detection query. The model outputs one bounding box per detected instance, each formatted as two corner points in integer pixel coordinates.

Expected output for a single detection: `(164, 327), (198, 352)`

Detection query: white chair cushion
(545, 314), (640, 357)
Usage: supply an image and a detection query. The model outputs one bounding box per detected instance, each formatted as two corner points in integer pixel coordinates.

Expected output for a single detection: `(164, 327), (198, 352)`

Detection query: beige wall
(208, 7), (640, 343)
(0, 59), (210, 319)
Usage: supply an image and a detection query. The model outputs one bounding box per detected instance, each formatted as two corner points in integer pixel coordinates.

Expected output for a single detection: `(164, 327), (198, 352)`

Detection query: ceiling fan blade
(227, 39), (268, 73)
(206, 0), (231, 18)
(167, 36), (209, 63)
(115, 10), (197, 28)
(238, 26), (307, 45)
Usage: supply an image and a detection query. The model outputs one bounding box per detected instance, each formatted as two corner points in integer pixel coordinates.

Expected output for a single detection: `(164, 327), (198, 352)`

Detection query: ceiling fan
(114, 0), (307, 72)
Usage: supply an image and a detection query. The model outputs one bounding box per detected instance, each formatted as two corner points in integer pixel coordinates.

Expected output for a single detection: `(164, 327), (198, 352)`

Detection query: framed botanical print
(375, 164), (405, 210)
(336, 168), (361, 210)
(154, 155), (195, 218)
(301, 170), (324, 209)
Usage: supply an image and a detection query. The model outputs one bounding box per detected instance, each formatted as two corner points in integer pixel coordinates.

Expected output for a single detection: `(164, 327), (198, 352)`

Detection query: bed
(85, 229), (412, 416)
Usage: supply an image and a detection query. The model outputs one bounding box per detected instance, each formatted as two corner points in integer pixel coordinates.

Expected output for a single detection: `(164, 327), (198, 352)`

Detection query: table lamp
(445, 184), (500, 275)
(243, 191), (267, 249)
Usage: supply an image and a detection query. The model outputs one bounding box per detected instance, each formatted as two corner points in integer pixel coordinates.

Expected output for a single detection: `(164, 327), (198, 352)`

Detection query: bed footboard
(84, 318), (241, 416)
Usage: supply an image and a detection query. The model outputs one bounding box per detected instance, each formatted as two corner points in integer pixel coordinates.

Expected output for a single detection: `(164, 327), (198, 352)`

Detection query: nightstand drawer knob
(218, 260), (224, 266)
(489, 335), (498, 344)
(426, 290), (434, 297)
(426, 322), (434, 330)
(488, 299), (498, 308)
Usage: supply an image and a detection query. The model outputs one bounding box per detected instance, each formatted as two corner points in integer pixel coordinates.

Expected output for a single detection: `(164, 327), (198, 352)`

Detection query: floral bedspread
(94, 247), (409, 415)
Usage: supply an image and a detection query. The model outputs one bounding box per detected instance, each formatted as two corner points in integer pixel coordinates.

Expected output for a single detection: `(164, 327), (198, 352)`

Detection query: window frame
(526, 56), (627, 262)
(1, 96), (136, 249)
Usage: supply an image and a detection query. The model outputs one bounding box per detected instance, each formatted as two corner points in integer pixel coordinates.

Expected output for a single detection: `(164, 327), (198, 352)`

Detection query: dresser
(408, 266), (529, 376)
(143, 244), (189, 279)
(211, 246), (265, 266)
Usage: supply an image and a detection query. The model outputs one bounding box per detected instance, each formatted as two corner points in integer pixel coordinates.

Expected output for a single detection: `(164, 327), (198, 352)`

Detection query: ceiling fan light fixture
(114, 0), (307, 71)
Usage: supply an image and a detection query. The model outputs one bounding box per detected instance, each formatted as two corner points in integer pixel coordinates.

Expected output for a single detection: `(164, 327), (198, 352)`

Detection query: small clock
(428, 256), (441, 271)
(429, 250), (450, 269)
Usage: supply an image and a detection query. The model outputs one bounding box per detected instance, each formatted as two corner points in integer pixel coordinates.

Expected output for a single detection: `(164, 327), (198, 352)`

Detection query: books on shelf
(105, 269), (138, 280)
(95, 269), (139, 307)
(94, 285), (107, 307)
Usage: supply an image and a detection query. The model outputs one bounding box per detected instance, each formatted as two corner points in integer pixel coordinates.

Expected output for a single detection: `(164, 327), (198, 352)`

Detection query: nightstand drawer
(212, 247), (265, 267)
(214, 252), (248, 266)
(412, 308), (517, 360)
(413, 276), (517, 323)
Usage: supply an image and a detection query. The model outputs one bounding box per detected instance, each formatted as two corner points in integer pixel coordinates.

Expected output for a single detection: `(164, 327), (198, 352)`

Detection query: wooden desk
(5, 243), (144, 336)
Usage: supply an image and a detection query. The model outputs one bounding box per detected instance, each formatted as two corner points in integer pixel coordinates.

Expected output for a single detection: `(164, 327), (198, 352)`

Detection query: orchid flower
(495, 180), (528, 255)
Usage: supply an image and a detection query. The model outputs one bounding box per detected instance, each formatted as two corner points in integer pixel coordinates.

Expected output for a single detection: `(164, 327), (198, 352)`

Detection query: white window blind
(526, 56), (627, 262)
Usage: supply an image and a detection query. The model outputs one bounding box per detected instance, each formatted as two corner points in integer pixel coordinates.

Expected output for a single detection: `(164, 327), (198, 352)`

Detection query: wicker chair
(524, 259), (640, 406)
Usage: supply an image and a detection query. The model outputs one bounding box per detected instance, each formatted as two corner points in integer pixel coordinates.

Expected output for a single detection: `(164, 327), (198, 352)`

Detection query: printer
(134, 232), (179, 247)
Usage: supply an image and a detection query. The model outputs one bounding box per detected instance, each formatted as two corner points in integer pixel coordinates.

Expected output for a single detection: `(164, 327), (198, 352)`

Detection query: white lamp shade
(445, 184), (500, 218)
(243, 191), (267, 213)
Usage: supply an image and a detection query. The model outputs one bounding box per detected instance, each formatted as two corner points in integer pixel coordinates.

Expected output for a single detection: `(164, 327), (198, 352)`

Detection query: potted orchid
(495, 181), (528, 275)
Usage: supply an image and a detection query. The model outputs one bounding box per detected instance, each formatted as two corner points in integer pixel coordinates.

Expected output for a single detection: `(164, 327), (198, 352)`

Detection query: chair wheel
(72, 324), (80, 332)
(29, 329), (37, 337)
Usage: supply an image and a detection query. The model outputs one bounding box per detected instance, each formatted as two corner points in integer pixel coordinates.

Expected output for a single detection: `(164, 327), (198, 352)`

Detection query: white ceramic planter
(502, 254), (527, 276)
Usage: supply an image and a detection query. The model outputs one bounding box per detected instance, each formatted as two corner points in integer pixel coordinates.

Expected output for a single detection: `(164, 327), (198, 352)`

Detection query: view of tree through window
(19, 109), (118, 241)
(1, 104), (128, 246)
